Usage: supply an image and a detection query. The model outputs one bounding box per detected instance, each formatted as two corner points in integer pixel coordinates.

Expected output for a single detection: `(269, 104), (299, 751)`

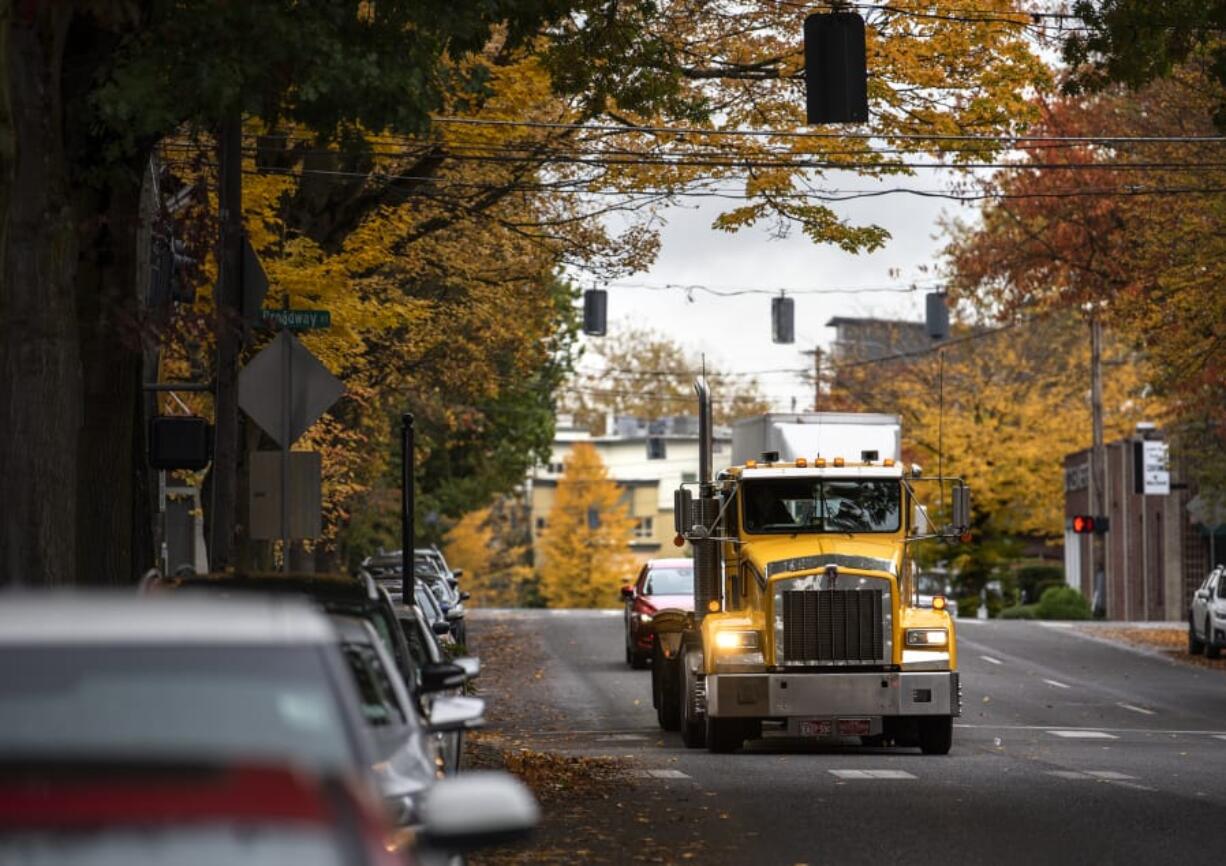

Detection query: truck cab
(652, 388), (969, 754)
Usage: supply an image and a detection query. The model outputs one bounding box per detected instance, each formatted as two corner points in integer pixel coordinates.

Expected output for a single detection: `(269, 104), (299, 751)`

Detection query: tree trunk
(73, 174), (145, 585)
(0, 7), (81, 585)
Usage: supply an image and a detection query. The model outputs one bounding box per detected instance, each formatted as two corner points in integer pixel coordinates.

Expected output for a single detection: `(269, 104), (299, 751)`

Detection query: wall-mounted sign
(1134, 439), (1170, 496)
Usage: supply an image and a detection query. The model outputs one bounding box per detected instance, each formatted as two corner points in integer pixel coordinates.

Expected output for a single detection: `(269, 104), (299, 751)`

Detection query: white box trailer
(731, 412), (901, 466)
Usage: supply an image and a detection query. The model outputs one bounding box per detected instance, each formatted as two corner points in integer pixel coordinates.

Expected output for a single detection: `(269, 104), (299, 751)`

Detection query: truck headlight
(904, 628), (948, 648)
(714, 630), (760, 651)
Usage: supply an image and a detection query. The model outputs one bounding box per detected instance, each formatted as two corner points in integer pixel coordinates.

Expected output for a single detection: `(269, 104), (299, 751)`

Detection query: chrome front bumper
(706, 670), (959, 718)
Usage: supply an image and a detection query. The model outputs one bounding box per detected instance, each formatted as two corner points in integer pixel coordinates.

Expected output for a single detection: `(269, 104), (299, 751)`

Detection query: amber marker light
(707, 600), (721, 613)
(746, 459), (758, 468)
(815, 457), (826, 467)
(933, 595), (947, 611)
(795, 457), (807, 467)
(883, 458), (895, 467)
(833, 456), (845, 467)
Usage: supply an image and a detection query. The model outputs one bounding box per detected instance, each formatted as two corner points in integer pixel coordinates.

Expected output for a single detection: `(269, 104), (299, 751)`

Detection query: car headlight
(713, 630), (760, 651)
(637, 612), (654, 623)
(904, 628), (948, 648)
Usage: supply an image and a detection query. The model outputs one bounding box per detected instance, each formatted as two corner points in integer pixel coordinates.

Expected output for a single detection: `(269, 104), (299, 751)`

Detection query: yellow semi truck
(651, 380), (969, 754)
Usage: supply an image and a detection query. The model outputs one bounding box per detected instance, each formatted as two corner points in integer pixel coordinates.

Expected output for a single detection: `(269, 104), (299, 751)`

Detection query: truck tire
(1206, 618), (1222, 659)
(680, 648), (706, 749)
(918, 716), (953, 755)
(706, 716), (744, 753)
(1189, 618), (1205, 655)
(654, 646), (681, 731)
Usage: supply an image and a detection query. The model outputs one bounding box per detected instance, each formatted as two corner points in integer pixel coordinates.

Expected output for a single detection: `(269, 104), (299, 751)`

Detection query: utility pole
(802, 347), (822, 412)
(1089, 315), (1107, 615)
(210, 113), (243, 570)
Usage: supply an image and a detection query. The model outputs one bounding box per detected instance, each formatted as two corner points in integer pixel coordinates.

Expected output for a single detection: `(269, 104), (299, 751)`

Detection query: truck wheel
(1206, 618), (1222, 659)
(1189, 618), (1205, 655)
(918, 716), (953, 755)
(680, 648), (706, 749)
(706, 717), (744, 753)
(654, 647), (681, 731)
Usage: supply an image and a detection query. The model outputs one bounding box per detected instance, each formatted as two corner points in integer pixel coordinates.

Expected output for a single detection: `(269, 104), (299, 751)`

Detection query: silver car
(1189, 565), (1226, 659)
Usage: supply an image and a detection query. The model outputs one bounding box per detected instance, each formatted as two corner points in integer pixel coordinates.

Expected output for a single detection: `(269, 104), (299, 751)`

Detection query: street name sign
(261, 309), (331, 330)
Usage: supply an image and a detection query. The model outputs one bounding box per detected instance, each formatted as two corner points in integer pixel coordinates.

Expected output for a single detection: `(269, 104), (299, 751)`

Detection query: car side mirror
(459, 591), (471, 602)
(447, 577), (459, 589)
(453, 656), (480, 680)
(445, 607), (464, 622)
(421, 662), (467, 693)
(431, 620), (452, 637)
(620, 585), (635, 600)
(418, 772), (538, 854)
(452, 569), (464, 579)
(427, 695), (485, 733)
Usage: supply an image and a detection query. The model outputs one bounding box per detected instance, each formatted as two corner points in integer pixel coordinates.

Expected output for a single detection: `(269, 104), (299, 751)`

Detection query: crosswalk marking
(829, 769), (916, 780)
(1117, 702), (1156, 716)
(979, 655), (1003, 665)
(1047, 730), (1118, 739)
(632, 769), (691, 779)
(1042, 678), (1071, 689)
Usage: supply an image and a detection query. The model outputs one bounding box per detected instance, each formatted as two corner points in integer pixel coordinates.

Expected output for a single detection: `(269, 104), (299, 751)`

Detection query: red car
(621, 557), (694, 668)
(0, 761), (405, 866)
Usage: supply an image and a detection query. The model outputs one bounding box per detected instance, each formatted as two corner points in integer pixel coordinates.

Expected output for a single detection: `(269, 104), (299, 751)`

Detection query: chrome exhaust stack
(692, 378), (722, 621)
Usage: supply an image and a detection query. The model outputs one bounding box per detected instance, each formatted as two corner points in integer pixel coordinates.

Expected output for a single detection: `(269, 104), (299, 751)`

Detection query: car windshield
(742, 478), (901, 534)
(341, 643), (406, 728)
(644, 566), (694, 596)
(0, 825), (347, 866)
(0, 646), (355, 769)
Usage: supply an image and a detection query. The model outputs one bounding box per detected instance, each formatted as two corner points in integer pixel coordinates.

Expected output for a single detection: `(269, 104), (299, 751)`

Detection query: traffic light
(771, 294), (795, 344)
(803, 12), (868, 124)
(583, 288), (607, 336)
(1071, 515), (1110, 534)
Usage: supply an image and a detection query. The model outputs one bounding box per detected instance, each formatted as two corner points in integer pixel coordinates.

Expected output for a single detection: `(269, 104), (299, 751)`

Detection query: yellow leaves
(537, 443), (637, 609)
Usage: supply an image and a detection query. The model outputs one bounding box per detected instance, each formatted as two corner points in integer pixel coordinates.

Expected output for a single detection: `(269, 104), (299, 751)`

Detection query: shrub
(1036, 585), (1090, 620)
(1017, 564), (1065, 604)
(984, 591), (1005, 619)
(956, 595), (980, 618)
(999, 604), (1039, 620)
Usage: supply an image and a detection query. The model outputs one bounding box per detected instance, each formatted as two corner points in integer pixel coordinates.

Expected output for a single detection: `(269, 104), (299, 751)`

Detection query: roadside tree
(536, 443), (635, 609)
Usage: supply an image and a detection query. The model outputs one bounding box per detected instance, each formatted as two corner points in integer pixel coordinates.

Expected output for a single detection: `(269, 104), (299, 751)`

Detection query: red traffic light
(1072, 515), (1095, 534)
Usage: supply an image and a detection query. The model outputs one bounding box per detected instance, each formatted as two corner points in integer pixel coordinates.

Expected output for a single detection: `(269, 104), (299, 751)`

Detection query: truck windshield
(742, 478), (901, 534)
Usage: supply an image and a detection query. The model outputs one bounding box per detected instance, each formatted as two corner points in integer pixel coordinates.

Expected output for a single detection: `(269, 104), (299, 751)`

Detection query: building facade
(528, 415), (729, 570)
(1063, 429), (1222, 621)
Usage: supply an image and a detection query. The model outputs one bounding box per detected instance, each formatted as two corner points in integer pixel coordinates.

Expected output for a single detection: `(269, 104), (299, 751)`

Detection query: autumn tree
(827, 314), (1160, 539)
(537, 443), (636, 608)
(444, 498), (538, 608)
(942, 68), (1226, 505)
(564, 325), (770, 431)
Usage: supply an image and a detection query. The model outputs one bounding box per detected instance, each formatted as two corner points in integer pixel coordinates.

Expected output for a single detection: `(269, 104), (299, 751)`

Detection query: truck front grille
(782, 589), (884, 663)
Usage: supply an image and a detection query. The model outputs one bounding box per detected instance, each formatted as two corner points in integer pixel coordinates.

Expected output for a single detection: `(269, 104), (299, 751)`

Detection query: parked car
(621, 558), (694, 668)
(0, 760), (404, 866)
(1189, 564), (1226, 658)
(361, 548), (407, 580)
(0, 592), (535, 861)
(153, 572), (479, 782)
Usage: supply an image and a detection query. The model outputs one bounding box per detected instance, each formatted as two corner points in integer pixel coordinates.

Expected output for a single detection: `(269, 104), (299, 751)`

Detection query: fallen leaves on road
(1080, 626), (1226, 671)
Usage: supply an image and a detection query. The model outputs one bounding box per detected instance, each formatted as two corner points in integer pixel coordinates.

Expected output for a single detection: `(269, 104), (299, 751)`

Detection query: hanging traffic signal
(583, 288), (607, 336)
(803, 12), (868, 124)
(771, 294), (795, 344)
(1071, 515), (1110, 534)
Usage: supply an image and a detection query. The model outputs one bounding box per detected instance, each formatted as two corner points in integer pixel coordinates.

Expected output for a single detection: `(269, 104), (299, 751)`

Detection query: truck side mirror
(674, 488), (693, 536)
(952, 486), (971, 534)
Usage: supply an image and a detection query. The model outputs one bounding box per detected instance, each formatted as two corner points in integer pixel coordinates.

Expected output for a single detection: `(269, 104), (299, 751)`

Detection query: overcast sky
(570, 170), (981, 413)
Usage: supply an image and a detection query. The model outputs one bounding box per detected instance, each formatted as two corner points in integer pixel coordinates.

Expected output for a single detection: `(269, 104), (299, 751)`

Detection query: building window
(647, 437), (666, 460)
(634, 516), (654, 539)
(681, 471), (697, 484)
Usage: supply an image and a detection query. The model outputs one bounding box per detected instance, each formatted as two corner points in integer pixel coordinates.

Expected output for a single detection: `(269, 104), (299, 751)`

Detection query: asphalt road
(472, 609), (1226, 865)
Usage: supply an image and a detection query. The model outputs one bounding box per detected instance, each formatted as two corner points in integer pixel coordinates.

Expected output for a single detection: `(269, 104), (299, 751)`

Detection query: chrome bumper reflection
(706, 670), (957, 718)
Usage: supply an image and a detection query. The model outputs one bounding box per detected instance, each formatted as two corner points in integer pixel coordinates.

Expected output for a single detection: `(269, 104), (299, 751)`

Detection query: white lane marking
(1048, 770), (1089, 780)
(1214, 735), (1226, 741)
(1038, 622), (1074, 629)
(632, 769), (691, 779)
(1042, 678), (1071, 689)
(979, 655), (1003, 665)
(1085, 771), (1135, 780)
(830, 769), (916, 780)
(956, 723), (1226, 736)
(1117, 702), (1156, 716)
(1113, 780), (1158, 792)
(599, 734), (647, 741)
(1047, 730), (1118, 739)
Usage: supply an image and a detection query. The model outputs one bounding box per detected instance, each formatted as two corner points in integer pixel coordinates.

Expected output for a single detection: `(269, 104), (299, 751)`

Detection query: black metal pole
(401, 413), (414, 604)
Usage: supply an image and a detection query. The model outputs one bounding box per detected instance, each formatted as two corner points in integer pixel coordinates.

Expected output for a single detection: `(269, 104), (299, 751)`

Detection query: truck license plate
(837, 718), (871, 736)
(798, 719), (832, 737)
